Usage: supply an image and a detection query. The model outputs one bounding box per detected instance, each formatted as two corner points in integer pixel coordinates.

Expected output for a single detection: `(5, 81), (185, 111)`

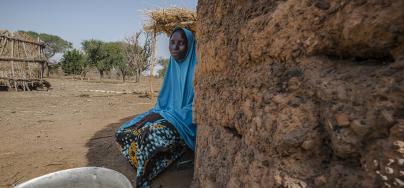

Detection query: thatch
(143, 7), (196, 36)
(0, 29), (45, 83)
(0, 30), (45, 47)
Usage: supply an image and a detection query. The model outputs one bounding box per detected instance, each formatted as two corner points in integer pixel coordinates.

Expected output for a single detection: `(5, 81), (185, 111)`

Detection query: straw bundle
(143, 7), (196, 35)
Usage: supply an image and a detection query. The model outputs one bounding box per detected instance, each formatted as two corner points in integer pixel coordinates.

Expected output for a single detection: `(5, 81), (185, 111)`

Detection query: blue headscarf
(120, 28), (197, 150)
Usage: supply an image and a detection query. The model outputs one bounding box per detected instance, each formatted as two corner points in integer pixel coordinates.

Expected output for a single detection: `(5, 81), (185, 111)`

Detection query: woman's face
(169, 30), (188, 61)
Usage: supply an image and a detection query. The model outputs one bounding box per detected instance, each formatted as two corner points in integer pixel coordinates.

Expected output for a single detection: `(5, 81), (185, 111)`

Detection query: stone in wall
(193, 0), (404, 187)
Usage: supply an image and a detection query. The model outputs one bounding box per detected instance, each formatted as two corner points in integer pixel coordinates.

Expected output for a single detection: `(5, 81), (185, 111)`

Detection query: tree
(82, 39), (109, 79)
(115, 58), (130, 82)
(158, 58), (169, 78)
(18, 30), (72, 59)
(122, 31), (152, 82)
(60, 49), (86, 75)
(101, 42), (127, 81)
(82, 40), (129, 80)
(79, 54), (90, 78)
(18, 30), (72, 77)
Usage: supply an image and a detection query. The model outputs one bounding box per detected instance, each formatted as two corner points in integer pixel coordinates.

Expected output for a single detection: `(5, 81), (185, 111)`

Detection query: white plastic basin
(14, 167), (133, 188)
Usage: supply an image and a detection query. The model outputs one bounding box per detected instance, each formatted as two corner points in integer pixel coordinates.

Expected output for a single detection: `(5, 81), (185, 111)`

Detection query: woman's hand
(134, 113), (162, 127)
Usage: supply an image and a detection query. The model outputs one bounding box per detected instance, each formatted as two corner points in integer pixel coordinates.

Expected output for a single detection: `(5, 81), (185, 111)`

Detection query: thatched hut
(0, 29), (47, 91)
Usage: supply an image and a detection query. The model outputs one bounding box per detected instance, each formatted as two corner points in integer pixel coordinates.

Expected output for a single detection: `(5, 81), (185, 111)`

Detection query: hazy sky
(0, 0), (197, 59)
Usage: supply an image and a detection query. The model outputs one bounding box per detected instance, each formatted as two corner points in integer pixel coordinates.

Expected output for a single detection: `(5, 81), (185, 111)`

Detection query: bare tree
(122, 31), (151, 83)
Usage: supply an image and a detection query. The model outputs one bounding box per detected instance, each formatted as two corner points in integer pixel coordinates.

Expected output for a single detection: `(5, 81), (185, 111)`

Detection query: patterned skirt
(115, 113), (186, 188)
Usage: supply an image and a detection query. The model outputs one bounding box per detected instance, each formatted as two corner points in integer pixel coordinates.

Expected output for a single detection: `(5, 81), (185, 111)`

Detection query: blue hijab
(120, 28), (197, 150)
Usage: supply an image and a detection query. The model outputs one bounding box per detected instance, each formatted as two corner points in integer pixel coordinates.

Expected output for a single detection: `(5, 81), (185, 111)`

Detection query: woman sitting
(115, 27), (196, 188)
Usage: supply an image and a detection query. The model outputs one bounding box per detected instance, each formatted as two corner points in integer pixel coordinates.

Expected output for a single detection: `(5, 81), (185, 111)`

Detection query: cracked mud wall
(192, 0), (404, 187)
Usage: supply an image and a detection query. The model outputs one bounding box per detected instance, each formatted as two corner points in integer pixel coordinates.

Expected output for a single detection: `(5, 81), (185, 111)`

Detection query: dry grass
(143, 7), (196, 36)
(0, 29), (39, 43)
(0, 61), (41, 78)
(0, 29), (45, 80)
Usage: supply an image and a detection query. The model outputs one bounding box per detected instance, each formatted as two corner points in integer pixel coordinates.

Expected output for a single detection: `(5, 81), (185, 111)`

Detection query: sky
(0, 0), (197, 60)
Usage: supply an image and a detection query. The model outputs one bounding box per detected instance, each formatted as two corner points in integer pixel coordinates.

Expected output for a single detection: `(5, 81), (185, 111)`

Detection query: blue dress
(115, 27), (197, 188)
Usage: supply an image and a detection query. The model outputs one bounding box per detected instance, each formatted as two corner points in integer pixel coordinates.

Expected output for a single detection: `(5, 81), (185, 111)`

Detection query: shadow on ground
(85, 115), (194, 188)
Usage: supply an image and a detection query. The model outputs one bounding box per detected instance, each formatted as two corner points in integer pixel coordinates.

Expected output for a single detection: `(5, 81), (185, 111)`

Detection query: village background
(2, 0), (403, 187)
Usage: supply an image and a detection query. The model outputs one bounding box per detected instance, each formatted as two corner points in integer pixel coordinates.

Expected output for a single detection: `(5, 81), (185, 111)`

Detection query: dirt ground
(0, 77), (193, 188)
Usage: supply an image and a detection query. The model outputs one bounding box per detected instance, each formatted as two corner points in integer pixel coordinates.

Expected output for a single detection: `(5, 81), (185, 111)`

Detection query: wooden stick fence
(0, 31), (47, 91)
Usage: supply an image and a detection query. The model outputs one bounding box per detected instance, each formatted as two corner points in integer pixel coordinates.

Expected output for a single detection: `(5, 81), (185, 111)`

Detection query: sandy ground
(0, 78), (193, 188)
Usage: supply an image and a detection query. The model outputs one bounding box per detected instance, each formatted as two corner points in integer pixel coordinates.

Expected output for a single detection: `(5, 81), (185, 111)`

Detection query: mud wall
(193, 0), (404, 187)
